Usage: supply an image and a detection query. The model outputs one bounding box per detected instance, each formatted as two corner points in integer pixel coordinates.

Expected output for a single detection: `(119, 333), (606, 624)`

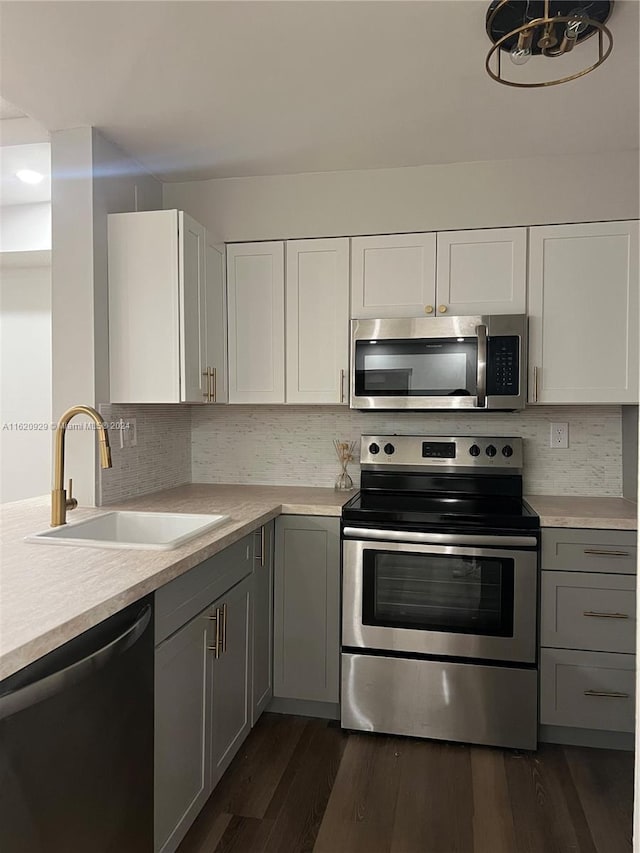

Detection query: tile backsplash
(98, 404), (192, 504)
(191, 405), (624, 497)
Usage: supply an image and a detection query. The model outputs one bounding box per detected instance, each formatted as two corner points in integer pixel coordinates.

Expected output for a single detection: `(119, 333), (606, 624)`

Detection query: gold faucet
(51, 405), (113, 527)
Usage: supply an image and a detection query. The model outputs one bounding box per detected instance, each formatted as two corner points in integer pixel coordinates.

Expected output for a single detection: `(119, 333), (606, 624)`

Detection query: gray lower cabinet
(209, 573), (253, 785)
(155, 609), (210, 853)
(273, 515), (340, 704)
(154, 533), (254, 853)
(539, 527), (637, 744)
(252, 521), (274, 725)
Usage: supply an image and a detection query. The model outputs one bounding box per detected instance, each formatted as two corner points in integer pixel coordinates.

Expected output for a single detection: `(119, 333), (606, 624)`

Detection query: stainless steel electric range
(340, 434), (540, 751)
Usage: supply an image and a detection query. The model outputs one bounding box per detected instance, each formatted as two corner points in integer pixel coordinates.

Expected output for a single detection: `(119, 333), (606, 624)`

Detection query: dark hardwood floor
(178, 714), (634, 853)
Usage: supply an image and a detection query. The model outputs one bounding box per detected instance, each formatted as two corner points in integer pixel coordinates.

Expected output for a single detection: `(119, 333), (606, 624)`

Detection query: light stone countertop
(524, 495), (637, 531)
(0, 484), (353, 681)
(1, 484), (636, 682)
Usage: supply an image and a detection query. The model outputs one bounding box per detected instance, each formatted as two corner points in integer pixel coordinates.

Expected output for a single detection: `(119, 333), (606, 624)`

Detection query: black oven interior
(361, 548), (515, 636)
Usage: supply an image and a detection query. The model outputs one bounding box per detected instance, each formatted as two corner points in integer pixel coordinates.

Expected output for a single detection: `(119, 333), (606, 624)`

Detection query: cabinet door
(227, 242), (285, 403)
(204, 241), (228, 403)
(155, 610), (210, 853)
(351, 233), (436, 319)
(209, 574), (252, 787)
(179, 212), (207, 403)
(436, 227), (527, 316)
(252, 522), (274, 725)
(528, 221), (639, 404)
(274, 516), (340, 703)
(286, 238), (350, 404)
(108, 210), (181, 403)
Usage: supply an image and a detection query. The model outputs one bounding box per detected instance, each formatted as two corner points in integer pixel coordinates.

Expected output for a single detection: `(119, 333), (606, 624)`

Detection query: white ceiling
(0, 1), (638, 182)
(0, 96), (26, 121)
(0, 143), (51, 205)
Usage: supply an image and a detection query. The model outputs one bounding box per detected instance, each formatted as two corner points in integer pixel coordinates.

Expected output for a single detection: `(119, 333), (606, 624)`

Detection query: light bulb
(566, 7), (589, 38)
(510, 44), (532, 65)
(510, 27), (533, 65)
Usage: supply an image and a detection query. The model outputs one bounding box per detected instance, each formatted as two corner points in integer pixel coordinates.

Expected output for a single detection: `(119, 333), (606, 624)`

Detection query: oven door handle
(342, 527), (538, 548)
(475, 323), (487, 408)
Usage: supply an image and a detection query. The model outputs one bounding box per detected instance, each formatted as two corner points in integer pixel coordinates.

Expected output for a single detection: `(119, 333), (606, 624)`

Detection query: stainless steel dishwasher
(0, 597), (154, 852)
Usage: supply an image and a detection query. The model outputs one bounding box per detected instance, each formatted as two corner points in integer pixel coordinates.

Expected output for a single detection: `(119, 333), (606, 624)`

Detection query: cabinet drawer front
(541, 571), (636, 653)
(540, 648), (635, 732)
(542, 528), (637, 574)
(155, 534), (254, 644)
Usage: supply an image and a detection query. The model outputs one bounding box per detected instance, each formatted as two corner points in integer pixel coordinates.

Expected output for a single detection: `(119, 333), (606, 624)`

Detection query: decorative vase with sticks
(333, 440), (357, 491)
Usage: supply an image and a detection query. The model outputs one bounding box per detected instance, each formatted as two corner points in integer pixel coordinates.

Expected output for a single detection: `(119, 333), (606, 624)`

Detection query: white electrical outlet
(550, 422), (569, 449)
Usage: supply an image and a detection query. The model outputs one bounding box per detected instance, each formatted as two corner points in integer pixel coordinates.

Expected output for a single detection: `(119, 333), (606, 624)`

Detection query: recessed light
(16, 169), (44, 185)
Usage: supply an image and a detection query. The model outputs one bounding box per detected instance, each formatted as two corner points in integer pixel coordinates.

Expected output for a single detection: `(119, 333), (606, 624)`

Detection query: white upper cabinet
(436, 228), (527, 316)
(351, 233), (437, 318)
(528, 221), (639, 405)
(286, 238), (350, 405)
(109, 209), (216, 404)
(227, 242), (285, 404)
(204, 242), (229, 404)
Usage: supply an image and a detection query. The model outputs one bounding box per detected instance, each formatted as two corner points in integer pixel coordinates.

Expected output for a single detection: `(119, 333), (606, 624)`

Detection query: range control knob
(384, 443), (395, 455)
(502, 445), (514, 458)
(469, 444), (481, 457)
(486, 444), (497, 458)
(369, 443), (380, 455)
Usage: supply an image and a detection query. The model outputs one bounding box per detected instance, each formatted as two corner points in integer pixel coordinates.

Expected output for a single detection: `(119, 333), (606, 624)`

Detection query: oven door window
(354, 338), (478, 397)
(362, 549), (514, 636)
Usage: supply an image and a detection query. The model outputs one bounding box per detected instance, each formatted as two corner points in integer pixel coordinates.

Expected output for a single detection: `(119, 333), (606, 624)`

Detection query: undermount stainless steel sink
(25, 511), (230, 551)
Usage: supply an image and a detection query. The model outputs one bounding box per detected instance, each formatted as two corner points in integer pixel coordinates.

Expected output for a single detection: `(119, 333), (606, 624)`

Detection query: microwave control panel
(486, 336), (520, 396)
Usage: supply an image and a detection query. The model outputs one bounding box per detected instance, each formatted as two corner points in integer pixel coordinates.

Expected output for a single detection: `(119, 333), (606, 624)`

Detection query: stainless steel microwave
(350, 314), (527, 411)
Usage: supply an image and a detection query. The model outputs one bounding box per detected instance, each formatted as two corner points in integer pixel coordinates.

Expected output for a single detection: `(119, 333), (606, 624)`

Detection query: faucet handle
(66, 478), (78, 512)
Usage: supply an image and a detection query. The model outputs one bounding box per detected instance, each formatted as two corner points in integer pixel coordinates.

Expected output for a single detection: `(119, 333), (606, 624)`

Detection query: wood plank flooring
(178, 714), (634, 853)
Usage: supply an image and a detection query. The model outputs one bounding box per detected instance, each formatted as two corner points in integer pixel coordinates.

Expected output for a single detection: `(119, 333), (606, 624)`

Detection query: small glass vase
(334, 459), (354, 492)
(333, 439), (357, 491)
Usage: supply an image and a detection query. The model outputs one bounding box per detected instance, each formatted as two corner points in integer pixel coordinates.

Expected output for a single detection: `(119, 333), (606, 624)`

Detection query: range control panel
(361, 435), (523, 470)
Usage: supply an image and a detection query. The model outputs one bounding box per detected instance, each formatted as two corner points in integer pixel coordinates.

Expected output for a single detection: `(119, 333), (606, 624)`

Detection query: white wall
(51, 127), (162, 507)
(164, 150), (640, 243)
(0, 202), (51, 251)
(0, 263), (51, 501)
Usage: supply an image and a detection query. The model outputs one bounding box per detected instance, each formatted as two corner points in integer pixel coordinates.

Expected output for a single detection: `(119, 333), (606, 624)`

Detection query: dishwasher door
(0, 597), (153, 853)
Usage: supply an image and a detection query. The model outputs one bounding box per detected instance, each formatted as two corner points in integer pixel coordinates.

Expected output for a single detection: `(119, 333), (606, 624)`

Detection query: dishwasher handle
(0, 604), (151, 721)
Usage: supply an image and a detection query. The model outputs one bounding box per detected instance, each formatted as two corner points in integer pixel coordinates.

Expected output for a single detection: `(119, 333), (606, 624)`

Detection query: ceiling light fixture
(485, 0), (614, 87)
(16, 169), (44, 185)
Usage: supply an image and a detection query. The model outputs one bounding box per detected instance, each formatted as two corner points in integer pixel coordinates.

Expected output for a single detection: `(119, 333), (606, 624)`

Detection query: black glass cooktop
(342, 490), (539, 532)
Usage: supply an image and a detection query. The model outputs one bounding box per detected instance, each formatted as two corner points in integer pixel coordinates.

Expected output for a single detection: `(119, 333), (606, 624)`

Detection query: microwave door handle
(476, 324), (487, 408)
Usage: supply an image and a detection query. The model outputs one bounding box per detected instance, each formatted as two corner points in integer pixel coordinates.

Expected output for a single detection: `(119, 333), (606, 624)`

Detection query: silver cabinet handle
(583, 611), (630, 619)
(0, 604), (151, 721)
(211, 366), (217, 402)
(202, 368), (212, 402)
(584, 549), (630, 557)
(221, 603), (227, 654)
(254, 525), (265, 567)
(475, 324), (487, 408)
(533, 366), (539, 403)
(584, 690), (629, 699)
(340, 369), (346, 404)
(207, 608), (222, 658)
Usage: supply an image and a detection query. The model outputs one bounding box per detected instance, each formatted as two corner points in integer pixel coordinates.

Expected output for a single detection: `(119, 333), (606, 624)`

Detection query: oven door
(342, 534), (537, 664)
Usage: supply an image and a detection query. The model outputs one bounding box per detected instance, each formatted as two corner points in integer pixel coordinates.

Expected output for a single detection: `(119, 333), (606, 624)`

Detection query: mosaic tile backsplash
(98, 404), (192, 504)
(191, 405), (624, 497)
